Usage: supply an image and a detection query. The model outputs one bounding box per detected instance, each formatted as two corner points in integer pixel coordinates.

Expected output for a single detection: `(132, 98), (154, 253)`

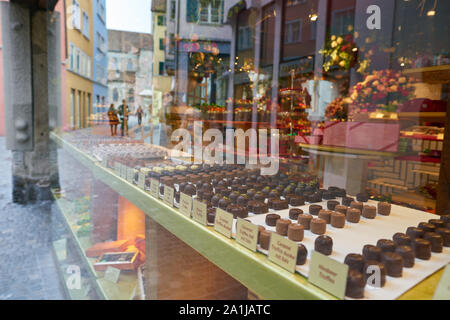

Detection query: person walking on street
(118, 99), (130, 136)
(136, 105), (144, 126)
(107, 104), (119, 136)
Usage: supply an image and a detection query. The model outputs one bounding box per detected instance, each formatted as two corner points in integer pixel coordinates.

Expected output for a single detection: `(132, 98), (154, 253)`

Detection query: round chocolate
(423, 232), (443, 253)
(184, 184), (197, 196)
(265, 214), (281, 227)
(315, 235), (333, 256)
(236, 195), (249, 207)
(392, 233), (412, 247)
(406, 227), (424, 239)
(395, 246), (415, 268)
(200, 190), (213, 202)
(377, 239), (396, 253)
(363, 244), (382, 262)
(288, 224), (304, 242)
(335, 205), (348, 215)
(413, 238), (432, 260)
(289, 208), (303, 220)
(356, 193), (369, 202)
(207, 208), (216, 224)
(344, 253), (365, 273)
(418, 222), (436, 233)
(345, 270), (365, 299)
(327, 200), (339, 211)
(248, 200), (269, 214)
(276, 219), (291, 236)
(322, 191), (335, 200)
(298, 214), (313, 230)
(330, 212), (346, 228)
(362, 205), (377, 219)
(307, 193), (322, 203)
(259, 230), (272, 250)
(229, 191), (240, 203)
(273, 199), (289, 210)
(436, 228), (450, 247)
(218, 197), (231, 210)
(246, 189), (256, 199)
(257, 226), (265, 245)
(429, 219), (445, 229)
(226, 204), (248, 219)
(289, 196), (305, 207)
(346, 208), (361, 223)
(381, 252), (403, 277)
(253, 192), (265, 202)
(378, 202), (391, 216)
(309, 205), (323, 216)
(310, 218), (327, 235)
(342, 197), (354, 207)
(318, 210), (332, 224)
(350, 201), (363, 211)
(363, 260), (386, 288)
(296, 244), (308, 265)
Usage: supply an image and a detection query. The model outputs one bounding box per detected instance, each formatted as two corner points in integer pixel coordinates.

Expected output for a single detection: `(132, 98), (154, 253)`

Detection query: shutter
(186, 0), (199, 22)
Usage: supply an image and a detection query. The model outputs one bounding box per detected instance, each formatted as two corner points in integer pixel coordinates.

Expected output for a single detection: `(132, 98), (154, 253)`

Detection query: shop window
(285, 19), (302, 44)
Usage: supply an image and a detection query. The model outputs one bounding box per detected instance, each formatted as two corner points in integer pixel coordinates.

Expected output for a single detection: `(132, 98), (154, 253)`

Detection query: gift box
(85, 240), (131, 258)
(94, 251), (140, 271)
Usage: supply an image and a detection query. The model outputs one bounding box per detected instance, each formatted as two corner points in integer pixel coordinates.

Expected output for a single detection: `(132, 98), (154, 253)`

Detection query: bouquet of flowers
(349, 69), (416, 113)
(325, 97), (349, 121)
(320, 34), (357, 72)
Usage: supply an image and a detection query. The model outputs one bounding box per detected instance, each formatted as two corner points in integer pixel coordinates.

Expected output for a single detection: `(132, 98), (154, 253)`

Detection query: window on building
(285, 19), (302, 44)
(82, 11), (90, 39)
(72, 0), (81, 30)
(157, 15), (166, 26)
(238, 26), (253, 50)
(330, 8), (355, 36)
(199, 0), (222, 24)
(113, 88), (119, 102)
(159, 62), (165, 75)
(69, 43), (74, 70)
(97, 33), (106, 53)
(169, 33), (176, 54)
(160, 38), (165, 51)
(170, 0), (176, 20)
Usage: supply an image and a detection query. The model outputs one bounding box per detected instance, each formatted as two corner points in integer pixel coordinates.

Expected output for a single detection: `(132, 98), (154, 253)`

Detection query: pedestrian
(136, 105), (144, 126)
(107, 104), (119, 136)
(118, 99), (130, 136)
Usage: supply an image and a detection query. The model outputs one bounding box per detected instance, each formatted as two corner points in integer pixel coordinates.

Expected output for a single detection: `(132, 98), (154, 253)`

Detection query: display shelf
(403, 65), (450, 84)
(298, 143), (401, 158)
(52, 190), (139, 300)
(398, 112), (446, 122)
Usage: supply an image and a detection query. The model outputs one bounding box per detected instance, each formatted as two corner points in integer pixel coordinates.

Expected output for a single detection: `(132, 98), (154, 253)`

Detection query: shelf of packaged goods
(298, 143), (401, 158)
(403, 65), (450, 84)
(51, 190), (139, 300)
(51, 131), (444, 300)
(398, 112), (446, 122)
(51, 131), (335, 300)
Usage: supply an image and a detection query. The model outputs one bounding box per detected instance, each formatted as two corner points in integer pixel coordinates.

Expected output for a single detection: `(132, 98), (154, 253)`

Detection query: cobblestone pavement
(0, 137), (65, 300)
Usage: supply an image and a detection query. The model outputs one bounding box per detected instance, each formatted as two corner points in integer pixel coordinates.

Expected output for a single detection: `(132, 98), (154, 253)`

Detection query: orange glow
(117, 196), (146, 241)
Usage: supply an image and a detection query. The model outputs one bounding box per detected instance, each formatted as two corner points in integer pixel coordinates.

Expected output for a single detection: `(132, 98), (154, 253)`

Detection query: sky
(106, 0), (152, 34)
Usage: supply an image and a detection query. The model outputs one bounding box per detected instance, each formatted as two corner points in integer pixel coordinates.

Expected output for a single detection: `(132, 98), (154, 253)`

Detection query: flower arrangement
(320, 34), (358, 72)
(349, 69), (416, 113)
(325, 97), (350, 121)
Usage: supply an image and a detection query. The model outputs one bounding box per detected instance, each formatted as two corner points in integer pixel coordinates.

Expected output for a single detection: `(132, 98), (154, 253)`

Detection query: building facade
(92, 0), (108, 114)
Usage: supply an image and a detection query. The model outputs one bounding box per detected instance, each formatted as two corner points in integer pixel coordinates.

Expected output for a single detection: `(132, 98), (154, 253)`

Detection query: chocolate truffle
(318, 210), (332, 224)
(345, 270), (365, 299)
(342, 197), (355, 207)
(276, 219), (292, 236)
(346, 208), (361, 223)
(331, 212), (346, 228)
(207, 208), (216, 224)
(218, 197), (231, 210)
(257, 226), (266, 245)
(418, 222), (436, 233)
(350, 201), (364, 211)
(424, 232), (443, 253)
(308, 193), (322, 203)
(226, 204), (248, 219)
(296, 244), (308, 265)
(413, 238), (432, 260)
(381, 252), (403, 277)
(363, 260), (386, 288)
(309, 204), (323, 216)
(288, 224), (304, 242)
(327, 200), (339, 211)
(246, 189), (256, 199)
(298, 214), (313, 230)
(322, 191), (335, 200)
(273, 199), (289, 210)
(211, 194), (222, 207)
(289, 196), (305, 207)
(393, 233), (412, 247)
(377, 239), (396, 253)
(253, 191), (265, 202)
(265, 214), (281, 227)
(395, 246), (415, 268)
(335, 205), (348, 215)
(377, 202), (391, 216)
(356, 193), (369, 202)
(362, 205), (377, 219)
(429, 219), (445, 229)
(229, 191), (240, 203)
(184, 184), (197, 196)
(236, 194), (249, 207)
(406, 227), (424, 239)
(436, 228), (450, 247)
(289, 208), (303, 220)
(315, 235), (333, 256)
(363, 244), (382, 262)
(344, 253), (365, 273)
(248, 200), (269, 214)
(259, 230), (272, 250)
(310, 218), (327, 235)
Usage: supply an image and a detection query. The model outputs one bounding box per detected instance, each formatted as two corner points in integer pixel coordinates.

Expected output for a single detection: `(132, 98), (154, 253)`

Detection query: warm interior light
(310, 14), (318, 21)
(427, 10), (436, 16)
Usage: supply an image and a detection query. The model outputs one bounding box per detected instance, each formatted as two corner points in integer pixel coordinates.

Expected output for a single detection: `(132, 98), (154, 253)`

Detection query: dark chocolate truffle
(406, 227), (424, 239)
(350, 201), (364, 211)
(265, 214), (281, 227)
(327, 200), (339, 211)
(335, 205), (348, 215)
(310, 218), (327, 235)
(342, 197), (355, 207)
(276, 219), (292, 236)
(381, 252), (403, 277)
(436, 228), (450, 247)
(226, 204), (248, 219)
(259, 230), (272, 250)
(356, 193), (369, 202)
(272, 199), (289, 210)
(413, 238), (432, 260)
(418, 222), (436, 233)
(378, 202), (391, 216)
(377, 239), (396, 253)
(322, 191), (335, 200)
(393, 233), (412, 247)
(429, 219), (445, 229)
(331, 212), (346, 229)
(363, 260), (386, 288)
(289, 208), (303, 220)
(307, 193), (322, 203)
(296, 244), (308, 265)
(362, 205), (377, 219)
(298, 214), (313, 230)
(236, 194), (249, 207)
(257, 225), (266, 245)
(309, 204), (323, 216)
(344, 253), (365, 273)
(218, 197), (231, 210)
(315, 235), (333, 256)
(395, 246), (415, 268)
(318, 210), (332, 224)
(289, 196), (305, 207)
(248, 200), (269, 214)
(424, 232), (443, 253)
(346, 208), (361, 223)
(363, 244), (382, 262)
(345, 270), (365, 299)
(207, 208), (216, 224)
(288, 224), (304, 242)
(184, 184), (197, 196)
